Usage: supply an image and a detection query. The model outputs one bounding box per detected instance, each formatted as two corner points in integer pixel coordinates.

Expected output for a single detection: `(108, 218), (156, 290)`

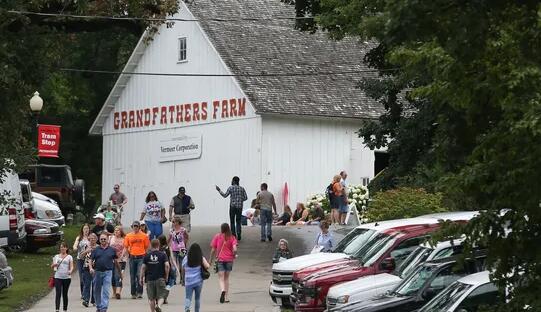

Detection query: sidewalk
(28, 225), (318, 312)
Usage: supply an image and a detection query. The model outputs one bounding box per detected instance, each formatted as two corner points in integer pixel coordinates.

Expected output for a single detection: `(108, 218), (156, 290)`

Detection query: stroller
(96, 203), (122, 226)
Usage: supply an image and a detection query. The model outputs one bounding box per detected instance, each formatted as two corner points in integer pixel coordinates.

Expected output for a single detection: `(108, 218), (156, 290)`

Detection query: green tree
(291, 0), (541, 308)
(0, 1), (178, 209)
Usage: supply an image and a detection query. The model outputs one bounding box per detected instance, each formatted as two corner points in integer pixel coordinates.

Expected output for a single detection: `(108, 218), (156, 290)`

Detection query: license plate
(276, 297), (282, 305)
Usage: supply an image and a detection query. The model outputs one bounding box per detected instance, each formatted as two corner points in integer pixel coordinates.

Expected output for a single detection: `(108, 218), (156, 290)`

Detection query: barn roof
(186, 0), (383, 119)
(89, 0), (384, 135)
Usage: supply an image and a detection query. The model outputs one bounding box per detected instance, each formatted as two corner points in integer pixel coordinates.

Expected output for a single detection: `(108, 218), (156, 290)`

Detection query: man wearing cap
(169, 187), (195, 232)
(92, 213), (115, 237)
(123, 220), (151, 299)
(90, 233), (121, 312)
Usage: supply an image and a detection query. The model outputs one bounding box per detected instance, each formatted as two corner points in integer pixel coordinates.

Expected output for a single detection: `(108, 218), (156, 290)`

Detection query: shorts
(146, 278), (166, 300)
(217, 261), (233, 272)
(339, 201), (349, 214)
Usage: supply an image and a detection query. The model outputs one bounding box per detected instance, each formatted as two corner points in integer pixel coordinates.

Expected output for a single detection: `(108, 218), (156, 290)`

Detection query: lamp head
(29, 91), (43, 112)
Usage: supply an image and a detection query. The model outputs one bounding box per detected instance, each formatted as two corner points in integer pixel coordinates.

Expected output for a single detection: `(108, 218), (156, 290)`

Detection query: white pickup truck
(326, 239), (465, 311)
(269, 211), (477, 306)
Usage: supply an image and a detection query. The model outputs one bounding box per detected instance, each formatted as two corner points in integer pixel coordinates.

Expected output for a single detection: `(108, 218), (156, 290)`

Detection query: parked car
(335, 252), (487, 312)
(325, 239), (466, 311)
(0, 248), (13, 291)
(20, 180), (65, 226)
(19, 164), (85, 215)
(269, 211), (477, 306)
(418, 271), (502, 312)
(0, 167), (27, 249)
(25, 219), (63, 252)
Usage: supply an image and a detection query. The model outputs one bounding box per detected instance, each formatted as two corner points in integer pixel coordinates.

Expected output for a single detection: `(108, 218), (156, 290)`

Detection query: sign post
(37, 124), (61, 158)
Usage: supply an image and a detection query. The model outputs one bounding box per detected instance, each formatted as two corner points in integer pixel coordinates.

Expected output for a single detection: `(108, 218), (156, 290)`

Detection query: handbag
(201, 266), (211, 280)
(48, 255), (67, 288)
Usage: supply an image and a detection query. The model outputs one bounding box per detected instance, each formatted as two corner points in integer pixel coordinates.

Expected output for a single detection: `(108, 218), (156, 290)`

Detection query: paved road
(28, 224), (318, 312)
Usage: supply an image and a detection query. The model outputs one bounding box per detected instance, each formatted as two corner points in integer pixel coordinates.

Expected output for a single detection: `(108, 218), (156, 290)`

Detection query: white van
(0, 169), (27, 248)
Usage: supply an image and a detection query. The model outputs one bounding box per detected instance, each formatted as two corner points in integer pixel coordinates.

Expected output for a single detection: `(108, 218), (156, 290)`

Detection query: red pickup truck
(291, 224), (440, 312)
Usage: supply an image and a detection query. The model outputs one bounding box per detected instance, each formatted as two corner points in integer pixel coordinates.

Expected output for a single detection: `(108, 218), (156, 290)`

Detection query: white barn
(89, 0), (386, 225)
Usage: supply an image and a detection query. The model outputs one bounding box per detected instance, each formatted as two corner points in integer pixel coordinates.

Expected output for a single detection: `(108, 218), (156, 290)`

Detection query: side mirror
(380, 257), (395, 271)
(422, 288), (437, 301)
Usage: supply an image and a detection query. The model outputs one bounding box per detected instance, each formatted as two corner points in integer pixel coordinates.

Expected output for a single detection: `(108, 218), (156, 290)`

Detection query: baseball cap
(132, 220), (140, 227)
(179, 186), (186, 192)
(93, 213), (105, 220)
(140, 220), (146, 225)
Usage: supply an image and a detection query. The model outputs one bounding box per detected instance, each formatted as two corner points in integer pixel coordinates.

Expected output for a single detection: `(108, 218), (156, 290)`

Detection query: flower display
(304, 184), (370, 220)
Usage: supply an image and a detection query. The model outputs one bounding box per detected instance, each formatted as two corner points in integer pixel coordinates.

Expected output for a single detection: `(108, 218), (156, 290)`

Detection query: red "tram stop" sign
(37, 124), (61, 158)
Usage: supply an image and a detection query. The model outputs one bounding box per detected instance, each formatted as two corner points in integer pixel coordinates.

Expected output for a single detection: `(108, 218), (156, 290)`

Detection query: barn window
(178, 37), (187, 62)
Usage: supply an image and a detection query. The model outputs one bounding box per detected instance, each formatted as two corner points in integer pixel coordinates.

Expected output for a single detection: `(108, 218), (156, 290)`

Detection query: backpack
(326, 183), (335, 201)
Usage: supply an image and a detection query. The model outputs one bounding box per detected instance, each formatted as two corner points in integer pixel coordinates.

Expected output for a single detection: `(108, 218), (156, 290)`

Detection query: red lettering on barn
(213, 101), (220, 119)
(176, 105), (184, 123)
(221, 100), (229, 118)
(160, 106), (167, 124)
(184, 103), (192, 122)
(152, 107), (159, 125)
(201, 102), (208, 120)
(193, 103), (200, 121)
(136, 110), (143, 127)
(121, 111), (128, 129)
(128, 110), (135, 128)
(113, 112), (120, 129)
(168, 106), (175, 123)
(229, 99), (238, 117)
(238, 98), (246, 116)
(144, 108), (151, 126)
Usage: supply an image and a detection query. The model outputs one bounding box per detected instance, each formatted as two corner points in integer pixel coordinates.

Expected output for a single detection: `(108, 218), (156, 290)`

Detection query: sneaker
(268, 236), (273, 242)
(131, 295), (137, 299)
(260, 239), (266, 242)
(115, 293), (121, 299)
(82, 301), (89, 307)
(155, 306), (162, 312)
(137, 294), (143, 299)
(165, 285), (172, 291)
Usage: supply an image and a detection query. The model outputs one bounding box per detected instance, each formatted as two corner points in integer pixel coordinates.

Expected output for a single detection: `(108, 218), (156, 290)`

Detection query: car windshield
(353, 232), (398, 265)
(394, 264), (438, 296)
(396, 246), (433, 278)
(419, 281), (473, 312)
(333, 228), (376, 255)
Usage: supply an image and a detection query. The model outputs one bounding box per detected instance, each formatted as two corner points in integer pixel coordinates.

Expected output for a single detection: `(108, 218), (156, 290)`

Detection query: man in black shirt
(92, 213), (115, 236)
(141, 239), (170, 312)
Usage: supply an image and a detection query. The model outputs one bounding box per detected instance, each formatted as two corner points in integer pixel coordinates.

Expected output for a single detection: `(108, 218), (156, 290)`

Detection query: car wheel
(74, 179), (86, 206)
(24, 244), (39, 253)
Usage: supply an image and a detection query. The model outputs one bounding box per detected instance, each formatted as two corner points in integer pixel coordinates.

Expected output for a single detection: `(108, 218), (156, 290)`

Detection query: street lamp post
(29, 91), (43, 154)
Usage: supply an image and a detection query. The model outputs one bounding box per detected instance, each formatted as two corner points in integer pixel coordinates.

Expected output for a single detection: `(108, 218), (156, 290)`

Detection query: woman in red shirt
(210, 223), (238, 304)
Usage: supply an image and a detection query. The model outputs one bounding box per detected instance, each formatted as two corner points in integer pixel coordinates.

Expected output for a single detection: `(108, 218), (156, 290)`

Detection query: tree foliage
(291, 0), (541, 308)
(364, 187), (446, 222)
(0, 0), (178, 209)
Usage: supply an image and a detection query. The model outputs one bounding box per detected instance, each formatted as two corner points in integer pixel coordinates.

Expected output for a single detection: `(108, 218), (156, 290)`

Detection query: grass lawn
(0, 224), (80, 312)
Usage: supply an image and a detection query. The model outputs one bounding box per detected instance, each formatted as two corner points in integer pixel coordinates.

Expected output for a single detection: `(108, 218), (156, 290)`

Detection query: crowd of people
(50, 174), (342, 311)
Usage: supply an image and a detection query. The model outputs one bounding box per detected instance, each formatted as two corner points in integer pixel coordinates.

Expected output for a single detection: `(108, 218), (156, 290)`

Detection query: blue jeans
(260, 209), (273, 240)
(77, 259), (85, 295)
(185, 282), (203, 312)
(167, 266), (177, 287)
(129, 256), (144, 296)
(146, 220), (163, 240)
(93, 270), (112, 311)
(112, 261), (126, 287)
(82, 268), (94, 303)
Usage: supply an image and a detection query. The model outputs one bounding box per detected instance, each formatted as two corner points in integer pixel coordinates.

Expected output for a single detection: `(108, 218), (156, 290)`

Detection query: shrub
(364, 187), (447, 222)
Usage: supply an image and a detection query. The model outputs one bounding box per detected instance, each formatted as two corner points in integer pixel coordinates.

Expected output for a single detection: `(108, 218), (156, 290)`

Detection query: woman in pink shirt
(210, 223), (237, 303)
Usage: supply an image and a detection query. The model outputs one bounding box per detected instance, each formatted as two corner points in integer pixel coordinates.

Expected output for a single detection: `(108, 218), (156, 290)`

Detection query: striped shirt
(219, 185), (247, 209)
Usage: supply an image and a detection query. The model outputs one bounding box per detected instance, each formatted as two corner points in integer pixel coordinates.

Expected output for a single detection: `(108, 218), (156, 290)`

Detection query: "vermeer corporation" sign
(158, 134), (202, 162)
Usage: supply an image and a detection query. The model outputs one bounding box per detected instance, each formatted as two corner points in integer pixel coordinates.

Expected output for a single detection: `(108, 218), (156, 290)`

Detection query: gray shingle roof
(186, 0), (384, 120)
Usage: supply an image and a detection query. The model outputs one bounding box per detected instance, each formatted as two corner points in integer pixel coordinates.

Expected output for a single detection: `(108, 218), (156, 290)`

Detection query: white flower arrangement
(347, 184), (370, 222)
